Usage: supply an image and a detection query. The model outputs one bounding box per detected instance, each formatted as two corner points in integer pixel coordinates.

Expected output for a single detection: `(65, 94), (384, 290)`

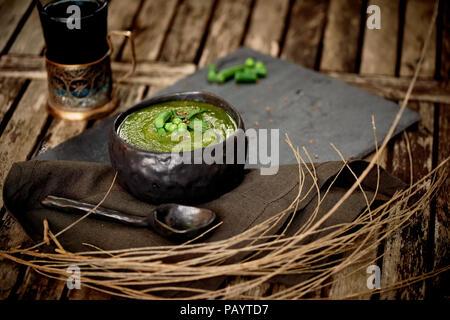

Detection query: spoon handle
(41, 195), (148, 228)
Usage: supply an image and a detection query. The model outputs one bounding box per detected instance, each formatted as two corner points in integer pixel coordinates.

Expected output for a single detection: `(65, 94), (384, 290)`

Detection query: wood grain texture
(225, 276), (271, 298)
(9, 6), (44, 55)
(380, 0), (438, 300)
(15, 268), (65, 300)
(0, 54), (196, 87)
(0, 80), (48, 299)
(0, 212), (31, 299)
(0, 4), (49, 299)
(430, 0), (450, 299)
(0, 0), (146, 301)
(320, 0), (363, 72)
(122, 0), (178, 61)
(381, 102), (434, 300)
(432, 103), (450, 299)
(3, 54), (450, 103)
(198, 0), (253, 67)
(399, 0), (437, 78)
(0, 0), (32, 52)
(67, 286), (112, 300)
(360, 0), (400, 75)
(159, 0), (216, 63)
(244, 0), (290, 56)
(0, 83), (48, 207)
(281, 0), (328, 68)
(325, 0), (393, 300)
(0, 78), (26, 124)
(0, 2), (44, 124)
(324, 71), (450, 104)
(108, 0), (141, 61)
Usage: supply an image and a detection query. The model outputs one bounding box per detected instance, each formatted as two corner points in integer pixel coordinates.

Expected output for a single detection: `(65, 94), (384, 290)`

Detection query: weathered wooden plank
(108, 0), (141, 61)
(324, 71), (450, 104)
(3, 54), (450, 103)
(0, 0), (147, 301)
(122, 0), (178, 61)
(326, 0), (388, 300)
(0, 0), (33, 52)
(0, 211), (31, 299)
(15, 268), (65, 300)
(432, 103), (450, 299)
(198, 0), (253, 67)
(0, 2), (45, 125)
(360, 0), (401, 172)
(399, 0), (437, 79)
(380, 0), (438, 300)
(159, 0), (216, 63)
(244, 0), (290, 56)
(0, 54), (196, 87)
(0, 78), (26, 125)
(0, 80), (49, 299)
(381, 103), (434, 300)
(9, 5), (44, 55)
(0, 3), (51, 299)
(0, 80), (48, 206)
(430, 0), (450, 299)
(225, 276), (271, 298)
(281, 0), (328, 68)
(67, 286), (112, 300)
(360, 0), (400, 75)
(320, 0), (364, 72)
(34, 119), (88, 158)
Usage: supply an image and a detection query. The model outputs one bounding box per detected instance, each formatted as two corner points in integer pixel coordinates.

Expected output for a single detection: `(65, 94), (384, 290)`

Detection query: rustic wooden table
(0, 0), (448, 300)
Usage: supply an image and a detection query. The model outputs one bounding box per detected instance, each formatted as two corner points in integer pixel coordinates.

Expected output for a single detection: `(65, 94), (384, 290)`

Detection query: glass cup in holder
(37, 0), (136, 120)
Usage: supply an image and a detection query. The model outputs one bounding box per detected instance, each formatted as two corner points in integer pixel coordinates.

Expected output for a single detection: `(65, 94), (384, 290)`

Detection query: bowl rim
(111, 91), (245, 155)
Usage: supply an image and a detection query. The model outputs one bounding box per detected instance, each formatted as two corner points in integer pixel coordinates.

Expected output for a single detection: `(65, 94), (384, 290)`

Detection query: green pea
(154, 118), (165, 129)
(188, 119), (209, 132)
(172, 117), (182, 124)
(235, 69), (258, 83)
(245, 57), (255, 68)
(255, 61), (267, 77)
(177, 122), (188, 132)
(154, 110), (174, 128)
(216, 73), (225, 83)
(207, 64), (217, 83)
(165, 123), (177, 132)
(157, 128), (167, 137)
(255, 61), (265, 69)
(217, 65), (245, 83)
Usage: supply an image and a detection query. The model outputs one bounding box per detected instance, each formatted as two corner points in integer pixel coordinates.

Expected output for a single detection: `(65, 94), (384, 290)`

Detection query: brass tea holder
(45, 30), (136, 121)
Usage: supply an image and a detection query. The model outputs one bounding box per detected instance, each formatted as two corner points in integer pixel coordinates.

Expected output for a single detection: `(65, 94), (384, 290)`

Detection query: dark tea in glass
(37, 0), (109, 64)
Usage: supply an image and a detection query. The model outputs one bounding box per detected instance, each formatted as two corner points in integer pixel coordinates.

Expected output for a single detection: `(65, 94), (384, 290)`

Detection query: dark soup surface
(118, 100), (237, 152)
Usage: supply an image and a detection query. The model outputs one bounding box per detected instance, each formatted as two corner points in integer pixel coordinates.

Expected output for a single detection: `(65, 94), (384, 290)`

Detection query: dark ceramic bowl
(109, 91), (246, 204)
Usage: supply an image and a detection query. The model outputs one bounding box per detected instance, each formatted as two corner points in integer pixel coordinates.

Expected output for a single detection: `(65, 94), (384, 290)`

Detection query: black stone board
(35, 47), (420, 166)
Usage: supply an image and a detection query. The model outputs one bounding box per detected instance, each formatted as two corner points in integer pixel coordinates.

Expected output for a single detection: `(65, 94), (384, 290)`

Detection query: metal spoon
(41, 195), (219, 242)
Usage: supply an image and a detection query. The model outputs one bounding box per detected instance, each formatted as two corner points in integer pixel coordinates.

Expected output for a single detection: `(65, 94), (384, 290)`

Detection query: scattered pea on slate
(207, 57), (267, 84)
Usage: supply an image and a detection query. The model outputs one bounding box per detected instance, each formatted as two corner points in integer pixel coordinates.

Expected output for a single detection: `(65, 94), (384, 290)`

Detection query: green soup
(118, 101), (237, 152)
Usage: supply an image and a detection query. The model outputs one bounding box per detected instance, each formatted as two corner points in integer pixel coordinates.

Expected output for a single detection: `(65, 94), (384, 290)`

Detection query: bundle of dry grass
(0, 0), (445, 300)
(1, 138), (448, 299)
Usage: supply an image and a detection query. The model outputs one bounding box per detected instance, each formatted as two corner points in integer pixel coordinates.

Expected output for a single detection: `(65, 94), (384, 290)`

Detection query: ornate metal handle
(107, 30), (137, 83)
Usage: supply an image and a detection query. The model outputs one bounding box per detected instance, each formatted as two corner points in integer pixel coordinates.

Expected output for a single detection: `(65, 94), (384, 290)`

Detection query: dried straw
(0, 0), (446, 300)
